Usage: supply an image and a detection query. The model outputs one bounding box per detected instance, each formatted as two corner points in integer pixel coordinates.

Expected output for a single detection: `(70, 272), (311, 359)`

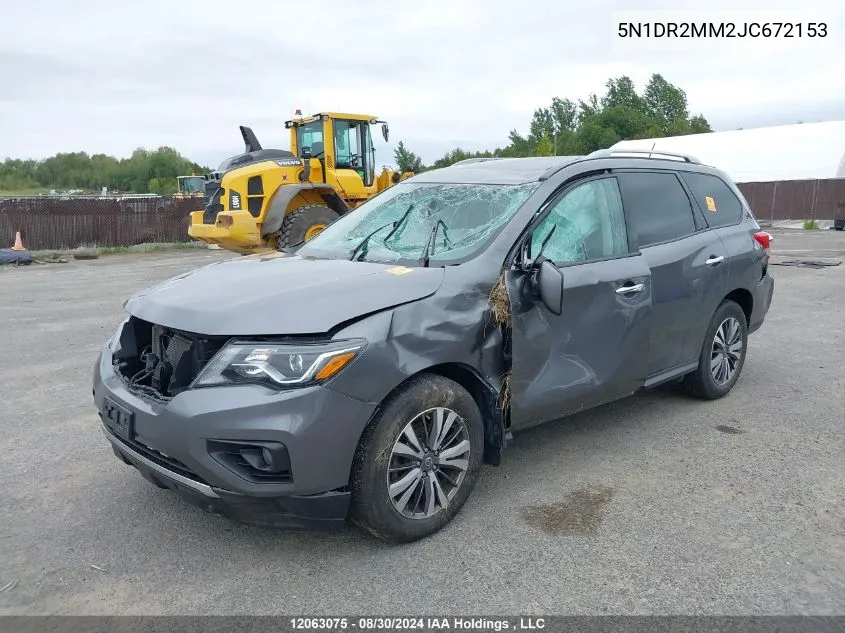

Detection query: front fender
(324, 274), (507, 404)
(262, 184), (350, 235)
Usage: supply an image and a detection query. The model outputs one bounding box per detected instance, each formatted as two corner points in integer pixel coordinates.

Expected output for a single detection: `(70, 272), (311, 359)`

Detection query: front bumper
(93, 346), (377, 529)
(188, 210), (267, 254)
(102, 425), (350, 529)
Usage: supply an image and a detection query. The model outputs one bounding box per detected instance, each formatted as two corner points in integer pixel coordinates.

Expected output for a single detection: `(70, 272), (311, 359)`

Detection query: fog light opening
(207, 439), (292, 483)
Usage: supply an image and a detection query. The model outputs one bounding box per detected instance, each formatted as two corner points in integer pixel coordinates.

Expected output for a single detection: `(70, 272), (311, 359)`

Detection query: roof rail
(451, 157), (503, 166)
(588, 148), (702, 164)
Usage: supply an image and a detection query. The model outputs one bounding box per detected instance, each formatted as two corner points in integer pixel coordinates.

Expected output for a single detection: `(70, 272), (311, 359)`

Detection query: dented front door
(505, 256), (653, 429)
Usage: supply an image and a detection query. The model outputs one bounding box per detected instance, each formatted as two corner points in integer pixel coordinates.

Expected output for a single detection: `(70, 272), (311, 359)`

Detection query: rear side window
(617, 172), (696, 247)
(681, 172), (744, 227)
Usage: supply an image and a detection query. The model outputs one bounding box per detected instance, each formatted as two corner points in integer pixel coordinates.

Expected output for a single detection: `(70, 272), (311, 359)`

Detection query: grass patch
(500, 372), (511, 412)
(32, 251), (70, 263)
(804, 219), (819, 230)
(97, 246), (133, 255)
(488, 275), (513, 413)
(98, 242), (204, 254)
(72, 247), (100, 260)
(30, 241), (206, 260)
(489, 275), (511, 327)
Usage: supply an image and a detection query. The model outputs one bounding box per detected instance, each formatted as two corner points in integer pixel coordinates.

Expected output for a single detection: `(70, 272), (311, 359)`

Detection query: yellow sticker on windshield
(705, 196), (717, 212)
(386, 266), (413, 275)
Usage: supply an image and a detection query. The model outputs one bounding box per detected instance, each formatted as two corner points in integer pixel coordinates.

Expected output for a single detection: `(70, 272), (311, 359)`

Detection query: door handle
(616, 283), (644, 295)
(706, 255), (725, 266)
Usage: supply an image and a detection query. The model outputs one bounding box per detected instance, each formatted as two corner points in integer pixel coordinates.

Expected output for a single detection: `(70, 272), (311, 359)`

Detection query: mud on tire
(349, 373), (484, 544)
(279, 205), (340, 247)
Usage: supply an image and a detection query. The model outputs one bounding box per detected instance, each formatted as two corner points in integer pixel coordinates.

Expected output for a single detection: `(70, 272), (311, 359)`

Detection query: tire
(278, 205), (340, 247)
(349, 374), (484, 543)
(682, 300), (749, 400)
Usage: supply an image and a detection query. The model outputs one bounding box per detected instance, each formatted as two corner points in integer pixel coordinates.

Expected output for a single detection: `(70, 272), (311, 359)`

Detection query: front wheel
(683, 299), (749, 399)
(350, 374), (484, 543)
(278, 205), (340, 247)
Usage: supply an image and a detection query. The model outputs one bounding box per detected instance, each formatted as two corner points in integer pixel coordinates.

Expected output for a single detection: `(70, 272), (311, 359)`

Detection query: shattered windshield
(297, 181), (540, 265)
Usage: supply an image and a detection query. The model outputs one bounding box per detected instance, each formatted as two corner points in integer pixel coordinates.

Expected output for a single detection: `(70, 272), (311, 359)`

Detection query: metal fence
(0, 197), (201, 250)
(736, 178), (845, 222)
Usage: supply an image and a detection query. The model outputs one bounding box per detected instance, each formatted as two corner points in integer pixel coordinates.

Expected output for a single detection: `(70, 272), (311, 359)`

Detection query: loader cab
(288, 112), (387, 199)
(332, 118), (376, 187)
(176, 176), (204, 195)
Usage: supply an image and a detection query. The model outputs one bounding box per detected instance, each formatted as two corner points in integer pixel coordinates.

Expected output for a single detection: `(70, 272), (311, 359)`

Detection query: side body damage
(323, 265), (511, 467)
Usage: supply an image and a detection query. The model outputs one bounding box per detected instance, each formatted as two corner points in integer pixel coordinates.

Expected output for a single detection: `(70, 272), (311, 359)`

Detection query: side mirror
(536, 260), (563, 315)
(381, 123), (389, 142)
(301, 148), (312, 159)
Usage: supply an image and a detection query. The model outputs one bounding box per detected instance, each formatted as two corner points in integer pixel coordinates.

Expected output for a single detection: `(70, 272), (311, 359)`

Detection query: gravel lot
(1, 231), (843, 615)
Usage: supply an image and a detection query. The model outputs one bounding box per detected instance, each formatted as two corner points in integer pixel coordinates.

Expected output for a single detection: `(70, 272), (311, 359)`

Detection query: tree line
(2, 73), (709, 194)
(0, 147), (209, 196)
(393, 74), (712, 173)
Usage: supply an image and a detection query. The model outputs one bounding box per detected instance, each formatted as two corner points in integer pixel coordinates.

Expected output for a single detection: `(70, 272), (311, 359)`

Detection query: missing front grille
(114, 318), (227, 399)
(152, 328), (196, 395)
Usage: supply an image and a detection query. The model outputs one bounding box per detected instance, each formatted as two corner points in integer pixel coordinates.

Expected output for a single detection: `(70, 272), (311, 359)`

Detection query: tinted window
(531, 177), (628, 265)
(618, 172), (696, 247)
(682, 172), (743, 227)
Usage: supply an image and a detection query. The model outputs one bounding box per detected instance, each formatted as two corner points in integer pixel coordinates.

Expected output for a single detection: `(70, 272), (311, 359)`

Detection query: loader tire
(279, 205), (340, 247)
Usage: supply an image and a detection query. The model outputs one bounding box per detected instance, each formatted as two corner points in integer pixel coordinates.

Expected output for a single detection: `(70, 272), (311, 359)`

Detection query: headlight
(192, 339), (366, 389)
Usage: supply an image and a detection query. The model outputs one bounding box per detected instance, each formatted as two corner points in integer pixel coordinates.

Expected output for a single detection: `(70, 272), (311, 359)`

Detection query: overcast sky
(1, 0), (843, 168)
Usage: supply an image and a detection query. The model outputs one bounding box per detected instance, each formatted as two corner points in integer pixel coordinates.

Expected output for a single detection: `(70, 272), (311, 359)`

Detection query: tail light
(753, 231), (772, 268)
(753, 231), (772, 249)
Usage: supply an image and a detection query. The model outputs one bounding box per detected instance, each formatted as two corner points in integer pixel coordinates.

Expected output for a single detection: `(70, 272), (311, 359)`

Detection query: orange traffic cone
(12, 231), (25, 251)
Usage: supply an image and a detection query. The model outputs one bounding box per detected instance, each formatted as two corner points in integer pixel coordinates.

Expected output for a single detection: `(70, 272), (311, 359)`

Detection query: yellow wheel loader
(187, 112), (415, 254)
(174, 175), (205, 200)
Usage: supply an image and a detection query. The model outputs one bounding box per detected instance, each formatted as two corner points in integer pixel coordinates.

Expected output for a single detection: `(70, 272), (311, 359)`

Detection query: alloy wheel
(711, 317), (743, 385)
(387, 407), (470, 519)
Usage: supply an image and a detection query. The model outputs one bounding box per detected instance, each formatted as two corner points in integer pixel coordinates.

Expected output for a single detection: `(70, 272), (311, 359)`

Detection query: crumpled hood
(124, 253), (445, 336)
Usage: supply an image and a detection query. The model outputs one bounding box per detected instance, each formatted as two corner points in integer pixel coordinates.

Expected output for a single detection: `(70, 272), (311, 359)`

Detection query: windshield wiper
(348, 204), (415, 261)
(349, 223), (392, 261)
(420, 219), (450, 267)
(382, 204), (414, 241)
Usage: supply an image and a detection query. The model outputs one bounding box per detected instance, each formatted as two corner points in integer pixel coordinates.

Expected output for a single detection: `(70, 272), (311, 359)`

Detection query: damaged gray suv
(93, 149), (774, 542)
